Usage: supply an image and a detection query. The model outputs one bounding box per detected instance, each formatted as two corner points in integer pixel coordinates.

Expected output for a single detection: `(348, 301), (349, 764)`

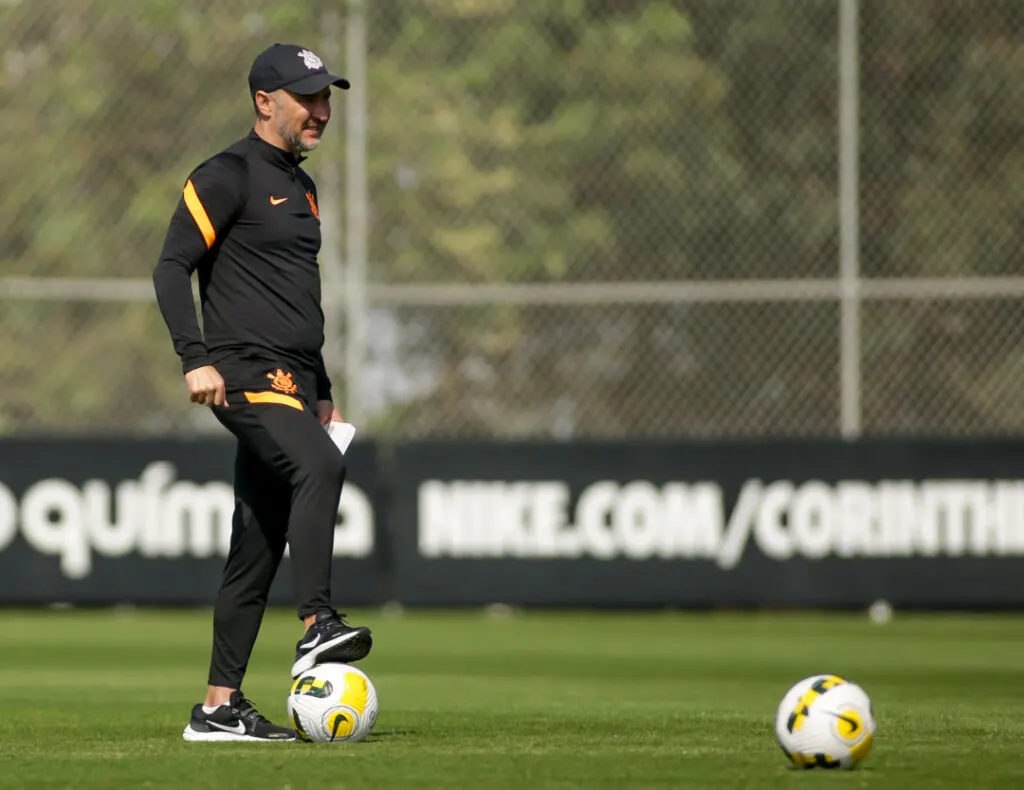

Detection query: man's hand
(317, 400), (342, 426)
(185, 365), (228, 407)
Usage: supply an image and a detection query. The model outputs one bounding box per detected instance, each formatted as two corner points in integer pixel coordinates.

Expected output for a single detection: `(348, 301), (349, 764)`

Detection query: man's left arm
(314, 352), (336, 425)
(313, 350), (332, 402)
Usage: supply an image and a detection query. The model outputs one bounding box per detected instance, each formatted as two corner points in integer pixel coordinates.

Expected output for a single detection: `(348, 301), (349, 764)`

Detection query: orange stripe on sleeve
(183, 179), (216, 249)
(244, 391), (304, 410)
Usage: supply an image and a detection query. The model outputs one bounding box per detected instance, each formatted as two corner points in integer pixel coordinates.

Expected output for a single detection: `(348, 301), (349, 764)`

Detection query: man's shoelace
(319, 607), (350, 626)
(233, 695), (271, 725)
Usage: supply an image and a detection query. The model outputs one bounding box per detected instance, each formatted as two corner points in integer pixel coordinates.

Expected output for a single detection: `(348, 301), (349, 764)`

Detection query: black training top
(153, 129), (332, 401)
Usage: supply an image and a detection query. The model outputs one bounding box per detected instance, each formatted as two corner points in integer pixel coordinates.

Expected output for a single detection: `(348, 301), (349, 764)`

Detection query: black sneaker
(182, 690), (297, 742)
(290, 608), (373, 677)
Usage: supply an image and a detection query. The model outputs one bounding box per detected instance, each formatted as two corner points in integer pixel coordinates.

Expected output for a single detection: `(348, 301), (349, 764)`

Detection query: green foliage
(857, 0), (1024, 435)
(0, 1), (1019, 436)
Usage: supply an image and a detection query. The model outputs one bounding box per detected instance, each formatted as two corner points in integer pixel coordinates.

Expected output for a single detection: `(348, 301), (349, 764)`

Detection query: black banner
(5, 438), (1024, 608)
(0, 439), (379, 606)
(388, 439), (1024, 607)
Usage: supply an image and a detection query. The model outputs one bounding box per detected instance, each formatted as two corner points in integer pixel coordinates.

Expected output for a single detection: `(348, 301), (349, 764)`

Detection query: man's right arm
(152, 153), (247, 374)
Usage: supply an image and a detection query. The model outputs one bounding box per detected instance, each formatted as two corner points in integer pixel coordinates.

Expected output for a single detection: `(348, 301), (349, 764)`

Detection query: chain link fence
(0, 0), (1021, 439)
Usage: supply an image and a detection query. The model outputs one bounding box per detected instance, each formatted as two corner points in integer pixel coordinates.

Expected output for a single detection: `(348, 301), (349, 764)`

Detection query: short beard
(278, 120), (320, 156)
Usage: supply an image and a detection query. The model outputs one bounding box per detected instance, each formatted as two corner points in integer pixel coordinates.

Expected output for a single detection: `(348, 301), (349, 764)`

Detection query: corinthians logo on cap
(297, 49), (323, 71)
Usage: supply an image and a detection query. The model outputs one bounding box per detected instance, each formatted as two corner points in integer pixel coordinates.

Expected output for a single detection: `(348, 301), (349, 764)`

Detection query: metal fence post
(319, 6), (345, 403)
(838, 0), (861, 439)
(344, 0), (369, 426)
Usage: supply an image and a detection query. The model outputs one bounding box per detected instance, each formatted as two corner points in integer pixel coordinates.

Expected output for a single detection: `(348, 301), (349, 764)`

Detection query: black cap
(248, 43), (350, 98)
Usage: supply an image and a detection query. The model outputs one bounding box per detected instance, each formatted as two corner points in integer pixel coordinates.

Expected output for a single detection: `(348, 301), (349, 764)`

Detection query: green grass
(1, 608), (1023, 789)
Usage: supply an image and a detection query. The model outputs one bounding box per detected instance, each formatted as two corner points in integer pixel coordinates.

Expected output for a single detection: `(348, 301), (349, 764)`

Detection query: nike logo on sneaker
(208, 720), (246, 735)
(270, 196), (288, 206)
(299, 633), (322, 650)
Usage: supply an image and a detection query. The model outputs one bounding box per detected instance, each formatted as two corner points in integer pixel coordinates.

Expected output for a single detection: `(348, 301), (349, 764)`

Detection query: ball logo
(831, 708), (864, 741)
(327, 710), (356, 740)
(830, 706), (874, 765)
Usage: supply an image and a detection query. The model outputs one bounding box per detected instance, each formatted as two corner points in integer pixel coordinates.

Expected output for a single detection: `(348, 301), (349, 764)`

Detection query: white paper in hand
(326, 421), (356, 455)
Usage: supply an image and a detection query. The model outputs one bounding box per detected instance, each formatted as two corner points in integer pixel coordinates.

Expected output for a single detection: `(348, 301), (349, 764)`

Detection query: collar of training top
(247, 129), (306, 168)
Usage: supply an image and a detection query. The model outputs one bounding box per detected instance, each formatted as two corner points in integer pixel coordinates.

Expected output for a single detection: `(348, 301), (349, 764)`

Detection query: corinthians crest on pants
(267, 369), (298, 394)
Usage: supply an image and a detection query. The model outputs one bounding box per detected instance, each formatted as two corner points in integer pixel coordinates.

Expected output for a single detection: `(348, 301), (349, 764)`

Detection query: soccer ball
(287, 663), (379, 743)
(775, 674), (875, 770)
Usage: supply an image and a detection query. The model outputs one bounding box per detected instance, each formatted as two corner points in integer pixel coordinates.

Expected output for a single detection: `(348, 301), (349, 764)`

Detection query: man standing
(153, 43), (372, 743)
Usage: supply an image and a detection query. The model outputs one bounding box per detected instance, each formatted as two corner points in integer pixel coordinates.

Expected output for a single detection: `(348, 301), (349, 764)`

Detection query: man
(153, 43), (372, 743)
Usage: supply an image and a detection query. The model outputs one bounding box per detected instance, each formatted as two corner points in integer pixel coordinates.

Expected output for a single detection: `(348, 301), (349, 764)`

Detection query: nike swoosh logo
(208, 720), (246, 735)
(828, 711), (860, 733)
(270, 196), (288, 205)
(299, 633), (321, 650)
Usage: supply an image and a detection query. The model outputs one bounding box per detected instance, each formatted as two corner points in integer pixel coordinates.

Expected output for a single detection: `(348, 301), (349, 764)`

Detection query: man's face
(261, 87), (332, 154)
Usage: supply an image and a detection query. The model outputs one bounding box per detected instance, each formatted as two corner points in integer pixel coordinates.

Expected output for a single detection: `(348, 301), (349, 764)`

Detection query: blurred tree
(858, 0), (1024, 434)
(0, 1), (327, 434)
(0, 0), (1019, 437)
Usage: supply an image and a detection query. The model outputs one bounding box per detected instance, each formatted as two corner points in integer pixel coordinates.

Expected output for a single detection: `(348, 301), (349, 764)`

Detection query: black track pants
(205, 365), (345, 688)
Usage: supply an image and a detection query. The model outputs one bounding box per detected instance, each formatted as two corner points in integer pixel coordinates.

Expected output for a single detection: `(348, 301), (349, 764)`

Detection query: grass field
(1, 607), (1023, 789)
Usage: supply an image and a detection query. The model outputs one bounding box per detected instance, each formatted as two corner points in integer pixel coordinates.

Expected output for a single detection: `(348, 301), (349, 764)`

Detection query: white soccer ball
(286, 663), (378, 743)
(775, 674), (876, 770)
